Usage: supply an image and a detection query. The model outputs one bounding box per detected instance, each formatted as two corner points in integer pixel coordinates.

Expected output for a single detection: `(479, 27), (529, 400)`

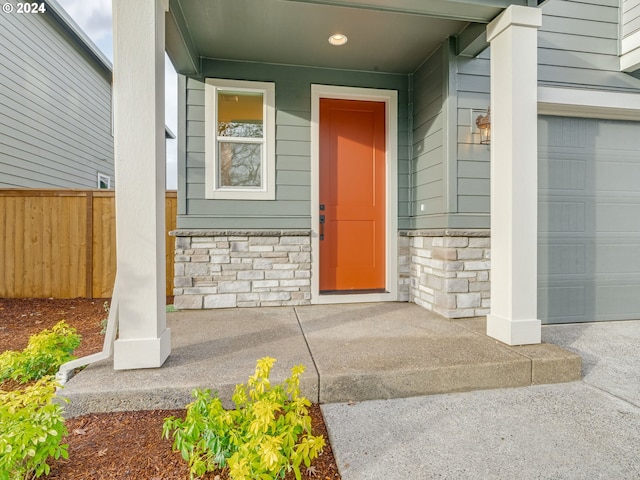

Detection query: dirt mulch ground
(0, 297), (107, 357)
(0, 297), (341, 480)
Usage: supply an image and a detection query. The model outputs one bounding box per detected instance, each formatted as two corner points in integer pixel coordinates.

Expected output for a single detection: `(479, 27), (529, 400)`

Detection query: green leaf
(180, 444), (190, 461)
(162, 358), (324, 480)
(0, 377), (68, 480)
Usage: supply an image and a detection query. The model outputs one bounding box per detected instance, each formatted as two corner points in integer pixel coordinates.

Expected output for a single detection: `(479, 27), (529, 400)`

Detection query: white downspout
(56, 278), (119, 385)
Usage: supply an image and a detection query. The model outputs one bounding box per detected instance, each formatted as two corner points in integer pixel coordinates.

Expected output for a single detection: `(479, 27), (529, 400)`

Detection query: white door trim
(310, 84), (398, 304)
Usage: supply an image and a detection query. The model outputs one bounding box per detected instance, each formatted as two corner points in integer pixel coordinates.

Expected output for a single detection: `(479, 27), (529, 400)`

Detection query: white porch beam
(486, 5), (542, 346)
(112, 0), (171, 369)
(280, 0), (527, 23)
(538, 86), (640, 121)
(621, 28), (640, 72)
(456, 22), (488, 58)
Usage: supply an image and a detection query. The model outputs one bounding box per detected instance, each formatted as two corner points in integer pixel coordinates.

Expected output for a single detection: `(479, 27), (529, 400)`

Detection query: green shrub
(163, 357), (325, 480)
(0, 320), (81, 384)
(0, 377), (69, 480)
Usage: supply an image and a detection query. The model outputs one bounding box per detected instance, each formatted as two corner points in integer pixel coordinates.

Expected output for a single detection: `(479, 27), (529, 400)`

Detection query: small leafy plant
(163, 357), (325, 480)
(0, 320), (81, 383)
(99, 300), (110, 335)
(0, 377), (69, 480)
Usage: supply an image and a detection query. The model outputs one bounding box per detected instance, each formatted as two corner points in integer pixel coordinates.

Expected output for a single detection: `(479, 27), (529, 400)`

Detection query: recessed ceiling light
(328, 34), (348, 46)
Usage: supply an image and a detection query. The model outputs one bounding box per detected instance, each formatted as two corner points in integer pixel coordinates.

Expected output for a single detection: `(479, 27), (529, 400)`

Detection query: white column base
(487, 314), (541, 346)
(113, 328), (171, 370)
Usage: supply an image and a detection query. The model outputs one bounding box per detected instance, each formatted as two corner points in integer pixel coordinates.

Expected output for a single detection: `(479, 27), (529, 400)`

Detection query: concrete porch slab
(61, 307), (317, 417)
(61, 303), (581, 417)
(451, 317), (583, 385)
(297, 303), (580, 403)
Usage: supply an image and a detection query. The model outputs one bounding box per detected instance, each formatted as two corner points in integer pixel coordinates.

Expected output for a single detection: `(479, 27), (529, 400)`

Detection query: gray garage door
(538, 116), (640, 324)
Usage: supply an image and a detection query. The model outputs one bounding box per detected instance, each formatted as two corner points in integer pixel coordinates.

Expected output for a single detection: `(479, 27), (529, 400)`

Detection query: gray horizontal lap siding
(451, 0), (640, 224)
(538, 0), (640, 91)
(414, 41), (493, 229)
(623, 0), (640, 38)
(179, 59), (409, 230)
(456, 49), (490, 220)
(0, 9), (113, 188)
(412, 45), (446, 229)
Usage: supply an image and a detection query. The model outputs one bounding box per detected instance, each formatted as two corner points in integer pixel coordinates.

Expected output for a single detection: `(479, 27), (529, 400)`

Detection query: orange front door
(319, 98), (386, 292)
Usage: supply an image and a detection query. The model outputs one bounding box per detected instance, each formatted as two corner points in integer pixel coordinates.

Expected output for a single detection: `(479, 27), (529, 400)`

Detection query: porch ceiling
(167, 0), (525, 75)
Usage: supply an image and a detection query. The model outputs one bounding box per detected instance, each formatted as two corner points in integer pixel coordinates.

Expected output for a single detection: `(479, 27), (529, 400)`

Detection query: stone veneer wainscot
(407, 230), (491, 318)
(171, 230), (312, 309)
(172, 229), (487, 317)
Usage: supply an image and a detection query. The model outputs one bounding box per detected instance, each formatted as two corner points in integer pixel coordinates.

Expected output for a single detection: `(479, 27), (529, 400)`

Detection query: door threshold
(315, 290), (397, 304)
(320, 289), (388, 295)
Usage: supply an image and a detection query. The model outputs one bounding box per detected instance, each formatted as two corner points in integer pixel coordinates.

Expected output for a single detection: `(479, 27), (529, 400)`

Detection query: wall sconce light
(472, 108), (491, 145)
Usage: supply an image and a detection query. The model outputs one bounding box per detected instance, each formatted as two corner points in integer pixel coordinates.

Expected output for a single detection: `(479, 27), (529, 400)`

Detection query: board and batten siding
(179, 59), (409, 230)
(451, 0), (640, 224)
(0, 6), (113, 188)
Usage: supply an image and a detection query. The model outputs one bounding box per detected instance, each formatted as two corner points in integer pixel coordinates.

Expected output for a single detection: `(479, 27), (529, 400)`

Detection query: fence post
(85, 190), (94, 298)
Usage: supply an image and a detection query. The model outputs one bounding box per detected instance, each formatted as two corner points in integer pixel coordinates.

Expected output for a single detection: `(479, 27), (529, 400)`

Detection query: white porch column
(486, 6), (542, 346)
(112, 0), (171, 369)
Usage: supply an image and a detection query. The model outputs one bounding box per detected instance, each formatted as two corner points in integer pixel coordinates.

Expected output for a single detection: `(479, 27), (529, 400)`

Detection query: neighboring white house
(109, 0), (640, 370)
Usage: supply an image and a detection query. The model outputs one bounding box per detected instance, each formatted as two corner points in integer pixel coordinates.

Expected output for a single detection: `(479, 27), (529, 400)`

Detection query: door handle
(319, 214), (325, 240)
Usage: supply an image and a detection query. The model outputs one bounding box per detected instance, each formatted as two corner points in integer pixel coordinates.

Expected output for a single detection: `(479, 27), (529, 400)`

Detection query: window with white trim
(205, 79), (276, 199)
(97, 173), (111, 189)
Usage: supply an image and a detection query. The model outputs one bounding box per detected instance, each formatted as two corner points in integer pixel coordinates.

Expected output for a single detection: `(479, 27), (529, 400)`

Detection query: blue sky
(56, 0), (179, 189)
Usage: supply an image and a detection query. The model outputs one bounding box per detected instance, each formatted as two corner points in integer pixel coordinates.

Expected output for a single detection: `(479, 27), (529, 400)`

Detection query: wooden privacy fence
(0, 189), (177, 299)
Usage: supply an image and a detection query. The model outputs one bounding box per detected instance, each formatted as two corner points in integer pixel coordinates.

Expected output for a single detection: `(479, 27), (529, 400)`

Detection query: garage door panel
(539, 200), (586, 233)
(539, 281), (640, 323)
(539, 243), (586, 275)
(538, 115), (640, 324)
(538, 285), (586, 323)
(539, 116), (592, 148)
(595, 243), (640, 273)
(595, 284), (640, 319)
(597, 203), (640, 232)
(595, 161), (640, 192)
(595, 120), (640, 149)
(539, 158), (586, 191)
(540, 241), (640, 277)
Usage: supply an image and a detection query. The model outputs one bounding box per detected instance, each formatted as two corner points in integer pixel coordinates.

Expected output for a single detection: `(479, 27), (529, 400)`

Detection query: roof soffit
(167, 0), (527, 75)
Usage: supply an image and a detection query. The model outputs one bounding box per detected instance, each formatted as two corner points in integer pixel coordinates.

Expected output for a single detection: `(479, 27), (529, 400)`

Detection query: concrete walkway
(62, 302), (579, 416)
(321, 319), (640, 479)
